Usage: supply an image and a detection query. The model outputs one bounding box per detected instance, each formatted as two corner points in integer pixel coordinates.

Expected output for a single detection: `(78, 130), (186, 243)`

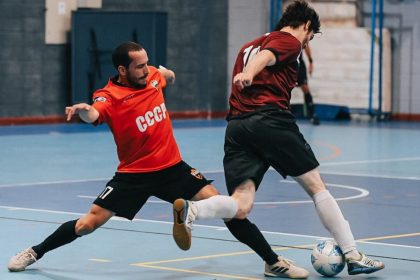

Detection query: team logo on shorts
(190, 168), (203, 180)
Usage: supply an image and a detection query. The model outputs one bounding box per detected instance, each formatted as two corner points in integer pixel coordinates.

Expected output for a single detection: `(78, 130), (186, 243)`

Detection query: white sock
(194, 195), (238, 220)
(312, 190), (357, 253)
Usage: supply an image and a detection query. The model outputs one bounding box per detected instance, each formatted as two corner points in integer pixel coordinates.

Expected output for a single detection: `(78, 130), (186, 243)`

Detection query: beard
(127, 72), (147, 89)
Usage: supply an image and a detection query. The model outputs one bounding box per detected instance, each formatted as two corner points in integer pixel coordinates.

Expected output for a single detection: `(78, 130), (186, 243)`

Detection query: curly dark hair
(274, 0), (320, 34)
(112, 41), (144, 70)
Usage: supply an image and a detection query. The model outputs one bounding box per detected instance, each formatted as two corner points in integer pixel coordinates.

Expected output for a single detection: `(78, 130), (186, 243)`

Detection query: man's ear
(304, 21), (311, 32)
(117, 65), (127, 77)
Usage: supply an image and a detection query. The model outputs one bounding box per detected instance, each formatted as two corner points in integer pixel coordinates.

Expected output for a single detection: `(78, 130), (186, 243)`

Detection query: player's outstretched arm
(65, 103), (99, 123)
(233, 49), (276, 89)
(158, 65), (176, 85)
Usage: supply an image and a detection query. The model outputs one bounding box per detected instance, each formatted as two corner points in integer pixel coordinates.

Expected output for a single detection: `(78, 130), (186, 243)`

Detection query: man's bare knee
(235, 204), (252, 219)
(75, 219), (97, 236)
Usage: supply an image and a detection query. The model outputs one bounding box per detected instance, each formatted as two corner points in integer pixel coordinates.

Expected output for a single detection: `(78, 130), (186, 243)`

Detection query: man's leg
(173, 184), (238, 250)
(8, 205), (114, 272)
(173, 181), (277, 260)
(294, 169), (385, 275)
(224, 218), (278, 265)
(301, 84), (320, 125)
(226, 180), (309, 278)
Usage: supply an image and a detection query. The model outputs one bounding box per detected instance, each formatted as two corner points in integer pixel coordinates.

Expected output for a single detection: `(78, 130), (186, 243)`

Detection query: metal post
(270, 0), (282, 31)
(378, 0), (384, 119)
(368, 0), (377, 116)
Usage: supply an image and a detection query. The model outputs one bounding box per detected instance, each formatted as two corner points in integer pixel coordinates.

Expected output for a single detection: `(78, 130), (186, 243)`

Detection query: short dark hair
(112, 41), (144, 70)
(275, 0), (320, 34)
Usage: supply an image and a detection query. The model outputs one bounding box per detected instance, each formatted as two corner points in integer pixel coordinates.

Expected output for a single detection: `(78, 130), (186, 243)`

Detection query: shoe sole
(264, 272), (308, 279)
(347, 263), (385, 275)
(348, 266), (384, 275)
(172, 199), (191, 251)
(8, 267), (25, 272)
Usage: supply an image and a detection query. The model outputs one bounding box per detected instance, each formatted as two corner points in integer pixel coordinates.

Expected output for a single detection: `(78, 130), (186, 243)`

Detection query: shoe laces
(362, 256), (380, 267)
(15, 250), (36, 262)
(275, 257), (295, 268)
(186, 216), (194, 230)
(185, 202), (197, 230)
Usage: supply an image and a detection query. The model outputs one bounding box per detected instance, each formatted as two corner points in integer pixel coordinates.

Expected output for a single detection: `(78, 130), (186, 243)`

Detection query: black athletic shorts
(223, 109), (319, 194)
(93, 161), (211, 220)
(297, 56), (308, 86)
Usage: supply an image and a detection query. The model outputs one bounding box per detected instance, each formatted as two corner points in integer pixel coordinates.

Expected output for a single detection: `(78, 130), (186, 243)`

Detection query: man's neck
(280, 26), (304, 45)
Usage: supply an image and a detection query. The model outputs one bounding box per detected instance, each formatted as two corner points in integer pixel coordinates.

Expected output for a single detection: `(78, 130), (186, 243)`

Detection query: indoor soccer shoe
(8, 248), (37, 272)
(172, 198), (196, 250)
(347, 252), (385, 275)
(264, 256), (309, 278)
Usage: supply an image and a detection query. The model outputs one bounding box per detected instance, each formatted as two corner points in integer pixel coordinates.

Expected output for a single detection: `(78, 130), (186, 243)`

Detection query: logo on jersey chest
(93, 96), (107, 103)
(135, 102), (167, 133)
(151, 80), (159, 90)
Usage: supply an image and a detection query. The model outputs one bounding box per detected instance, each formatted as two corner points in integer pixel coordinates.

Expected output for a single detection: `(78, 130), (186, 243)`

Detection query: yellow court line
(137, 264), (262, 280)
(131, 245), (316, 280)
(132, 250), (256, 265)
(88, 258), (112, 262)
(131, 245), (307, 266)
(130, 232), (420, 279)
(132, 232), (420, 267)
(358, 232), (420, 242)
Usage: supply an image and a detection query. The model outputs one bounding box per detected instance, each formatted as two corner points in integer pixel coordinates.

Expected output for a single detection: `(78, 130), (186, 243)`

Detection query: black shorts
(223, 110), (319, 194)
(93, 161), (211, 220)
(297, 56), (308, 86)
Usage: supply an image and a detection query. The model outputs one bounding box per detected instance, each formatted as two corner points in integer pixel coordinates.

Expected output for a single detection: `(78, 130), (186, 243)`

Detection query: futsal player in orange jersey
(8, 41), (238, 272)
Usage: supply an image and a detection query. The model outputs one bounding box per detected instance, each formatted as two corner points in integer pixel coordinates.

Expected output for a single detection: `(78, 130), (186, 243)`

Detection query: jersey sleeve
(159, 69), (167, 89)
(91, 89), (112, 125)
(262, 33), (301, 65)
(149, 66), (167, 90)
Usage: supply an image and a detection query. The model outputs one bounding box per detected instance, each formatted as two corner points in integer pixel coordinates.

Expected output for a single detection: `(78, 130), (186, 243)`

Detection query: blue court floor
(1, 119), (420, 279)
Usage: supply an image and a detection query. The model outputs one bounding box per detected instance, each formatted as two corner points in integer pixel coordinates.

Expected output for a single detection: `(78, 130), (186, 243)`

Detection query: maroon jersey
(228, 31), (302, 118)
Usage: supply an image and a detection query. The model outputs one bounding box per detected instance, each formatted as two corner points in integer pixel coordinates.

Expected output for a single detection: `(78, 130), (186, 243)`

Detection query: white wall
(227, 0), (269, 103)
(360, 0), (420, 115)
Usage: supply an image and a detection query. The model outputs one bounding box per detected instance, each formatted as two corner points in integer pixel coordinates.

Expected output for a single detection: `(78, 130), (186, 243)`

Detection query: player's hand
(233, 72), (253, 90)
(65, 103), (91, 121)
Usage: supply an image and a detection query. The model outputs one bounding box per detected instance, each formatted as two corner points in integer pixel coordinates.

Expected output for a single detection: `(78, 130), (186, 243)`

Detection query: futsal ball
(311, 240), (345, 277)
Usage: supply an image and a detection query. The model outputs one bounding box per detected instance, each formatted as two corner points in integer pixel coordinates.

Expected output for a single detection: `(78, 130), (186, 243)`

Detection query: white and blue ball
(311, 240), (345, 277)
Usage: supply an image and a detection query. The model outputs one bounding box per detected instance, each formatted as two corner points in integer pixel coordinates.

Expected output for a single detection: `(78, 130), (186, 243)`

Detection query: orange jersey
(92, 66), (182, 172)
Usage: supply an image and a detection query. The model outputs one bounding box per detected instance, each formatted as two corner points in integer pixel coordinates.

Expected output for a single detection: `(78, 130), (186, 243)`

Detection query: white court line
(0, 178), (108, 188)
(1, 165), (420, 189)
(1, 204), (419, 250)
(254, 182), (369, 205)
(321, 156), (420, 166)
(78, 182), (369, 205)
(320, 171), (420, 181)
(205, 169), (420, 181)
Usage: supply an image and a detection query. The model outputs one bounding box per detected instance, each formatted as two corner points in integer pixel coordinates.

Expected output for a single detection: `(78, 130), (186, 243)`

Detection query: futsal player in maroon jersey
(173, 1), (385, 278)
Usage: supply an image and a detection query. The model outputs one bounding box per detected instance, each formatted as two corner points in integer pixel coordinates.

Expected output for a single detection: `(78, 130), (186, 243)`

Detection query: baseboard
(0, 111), (228, 126)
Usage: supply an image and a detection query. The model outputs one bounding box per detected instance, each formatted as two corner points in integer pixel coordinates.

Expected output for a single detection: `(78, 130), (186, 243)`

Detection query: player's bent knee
(192, 184), (220, 200)
(75, 220), (98, 236)
(235, 205), (252, 219)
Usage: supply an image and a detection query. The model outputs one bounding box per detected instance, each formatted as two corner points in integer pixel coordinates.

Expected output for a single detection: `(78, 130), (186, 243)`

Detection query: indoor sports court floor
(1, 118), (419, 279)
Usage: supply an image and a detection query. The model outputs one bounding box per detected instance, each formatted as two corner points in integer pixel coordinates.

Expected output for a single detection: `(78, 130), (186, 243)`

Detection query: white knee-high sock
(312, 190), (357, 253)
(194, 195), (238, 220)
